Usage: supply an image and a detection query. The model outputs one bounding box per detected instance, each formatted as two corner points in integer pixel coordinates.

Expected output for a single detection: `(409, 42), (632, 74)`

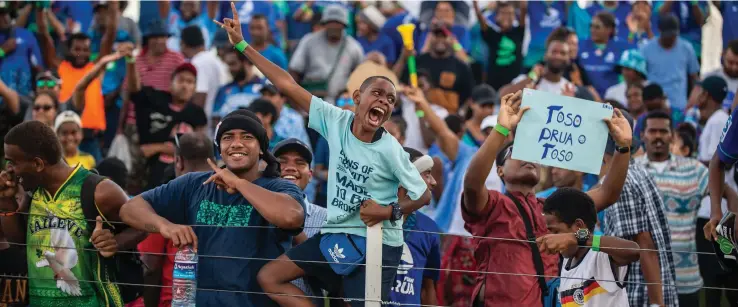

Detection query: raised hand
(203, 158), (241, 194)
(404, 87), (428, 106)
(0, 171), (19, 200)
(212, 2), (245, 46)
(603, 108), (633, 148)
(90, 216), (117, 258)
(497, 91), (530, 130)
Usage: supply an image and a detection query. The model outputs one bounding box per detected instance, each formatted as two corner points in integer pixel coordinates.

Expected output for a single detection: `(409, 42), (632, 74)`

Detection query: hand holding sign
(604, 108), (633, 148)
(90, 216), (117, 258)
(497, 91), (530, 131)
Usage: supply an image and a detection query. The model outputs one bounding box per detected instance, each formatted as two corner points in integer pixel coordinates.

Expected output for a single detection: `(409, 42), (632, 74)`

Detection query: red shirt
(136, 233), (177, 307)
(462, 190), (559, 307)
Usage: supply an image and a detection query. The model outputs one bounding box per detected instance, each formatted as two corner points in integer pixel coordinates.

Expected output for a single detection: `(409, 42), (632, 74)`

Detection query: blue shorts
(285, 232), (402, 307)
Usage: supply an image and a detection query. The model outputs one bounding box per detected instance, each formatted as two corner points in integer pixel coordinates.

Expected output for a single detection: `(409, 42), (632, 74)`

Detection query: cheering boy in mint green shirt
(214, 3), (431, 307)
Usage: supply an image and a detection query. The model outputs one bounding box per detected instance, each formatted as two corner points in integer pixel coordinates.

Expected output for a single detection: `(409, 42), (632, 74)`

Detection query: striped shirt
(635, 155), (708, 294)
(136, 50), (185, 92)
(602, 161), (678, 307)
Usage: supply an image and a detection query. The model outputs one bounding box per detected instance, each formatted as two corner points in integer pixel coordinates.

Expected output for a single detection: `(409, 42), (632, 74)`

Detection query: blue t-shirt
(389, 212), (441, 305)
(357, 34), (397, 64)
(578, 39), (628, 98)
(223, 1), (285, 49)
(287, 2), (321, 41)
(721, 2), (738, 49)
(314, 136), (330, 195)
(138, 1), (161, 33)
(380, 12), (418, 65)
(212, 78), (267, 117)
(525, 1), (567, 67)
(308, 96), (427, 247)
(416, 25), (471, 53)
(260, 44), (289, 70)
(166, 11), (217, 52)
(640, 38), (700, 110)
(428, 142), (477, 232)
(655, 1), (708, 56)
(0, 28), (43, 100)
(141, 171), (306, 306)
(717, 107), (738, 166)
(585, 2), (632, 43)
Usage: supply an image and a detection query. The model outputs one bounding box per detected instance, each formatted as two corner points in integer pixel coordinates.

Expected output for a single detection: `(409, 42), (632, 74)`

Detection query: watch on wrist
(575, 228), (590, 246)
(615, 145), (630, 154)
(389, 202), (402, 226)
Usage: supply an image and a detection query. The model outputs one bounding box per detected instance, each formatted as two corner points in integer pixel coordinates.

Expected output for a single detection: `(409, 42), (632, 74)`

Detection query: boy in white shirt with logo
(538, 187), (640, 306)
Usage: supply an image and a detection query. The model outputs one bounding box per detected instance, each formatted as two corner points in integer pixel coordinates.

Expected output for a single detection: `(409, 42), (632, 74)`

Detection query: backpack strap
(506, 192), (548, 305)
(81, 173), (106, 232)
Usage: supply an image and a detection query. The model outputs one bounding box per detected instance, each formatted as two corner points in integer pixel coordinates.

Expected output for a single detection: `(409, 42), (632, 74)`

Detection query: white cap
(480, 115), (498, 131)
(361, 6), (387, 29)
(54, 111), (82, 132)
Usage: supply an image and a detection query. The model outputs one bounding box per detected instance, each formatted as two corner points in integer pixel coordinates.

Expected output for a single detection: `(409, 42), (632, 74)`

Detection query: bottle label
(173, 261), (197, 280)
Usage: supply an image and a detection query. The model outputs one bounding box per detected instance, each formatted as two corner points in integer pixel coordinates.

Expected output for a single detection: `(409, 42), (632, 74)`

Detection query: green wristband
(125, 56), (135, 64)
(235, 40), (249, 53)
(415, 110), (425, 118)
(528, 70), (538, 81)
(494, 124), (509, 137)
(0, 49), (5, 58)
(453, 42), (462, 52)
(592, 235), (601, 252)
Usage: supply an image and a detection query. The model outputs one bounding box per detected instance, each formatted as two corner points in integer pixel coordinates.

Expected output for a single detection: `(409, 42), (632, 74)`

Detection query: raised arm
(404, 87), (459, 161)
(588, 108), (633, 212)
(214, 2), (312, 112)
(72, 50), (128, 112)
(463, 91), (528, 215)
(472, 1), (489, 32)
(0, 77), (20, 115)
(537, 233), (640, 266)
(34, 8), (60, 70)
(96, 2), (119, 63)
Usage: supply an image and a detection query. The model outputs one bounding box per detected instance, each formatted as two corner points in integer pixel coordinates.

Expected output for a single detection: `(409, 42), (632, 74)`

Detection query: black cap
(604, 109), (637, 156)
(697, 75), (729, 103)
(35, 70), (62, 83)
(212, 28), (230, 48)
(712, 212), (738, 272)
(657, 14), (680, 38)
(471, 84), (498, 106)
(272, 138), (313, 164)
(642, 83), (665, 101)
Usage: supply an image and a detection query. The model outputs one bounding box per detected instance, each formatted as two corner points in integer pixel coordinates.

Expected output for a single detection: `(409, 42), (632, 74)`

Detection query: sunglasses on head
(174, 132), (184, 152)
(33, 105), (53, 111)
(336, 98), (354, 108)
(37, 80), (57, 88)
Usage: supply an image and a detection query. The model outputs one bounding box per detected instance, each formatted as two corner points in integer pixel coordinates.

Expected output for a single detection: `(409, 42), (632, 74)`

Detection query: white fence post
(365, 223), (383, 307)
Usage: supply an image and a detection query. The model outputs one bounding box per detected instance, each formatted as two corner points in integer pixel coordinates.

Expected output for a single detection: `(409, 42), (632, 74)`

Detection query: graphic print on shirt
(392, 243), (416, 295)
(496, 36), (517, 66)
(559, 278), (607, 306)
(332, 149), (375, 223)
(722, 114), (733, 143)
(540, 7), (563, 28)
(195, 200), (254, 226)
(31, 208), (83, 296)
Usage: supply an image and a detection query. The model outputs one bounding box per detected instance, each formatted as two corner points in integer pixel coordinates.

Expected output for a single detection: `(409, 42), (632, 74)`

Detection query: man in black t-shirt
(473, 1), (526, 90)
(0, 223), (28, 306)
(126, 62), (207, 189)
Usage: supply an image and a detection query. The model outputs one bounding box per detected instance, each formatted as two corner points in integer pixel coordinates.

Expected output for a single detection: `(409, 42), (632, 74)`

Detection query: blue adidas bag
(320, 233), (367, 275)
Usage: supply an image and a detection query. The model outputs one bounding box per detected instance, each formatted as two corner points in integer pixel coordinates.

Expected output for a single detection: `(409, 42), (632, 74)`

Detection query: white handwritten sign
(512, 89), (613, 174)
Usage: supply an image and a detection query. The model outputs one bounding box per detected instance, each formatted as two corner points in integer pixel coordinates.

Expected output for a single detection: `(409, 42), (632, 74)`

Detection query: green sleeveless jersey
(26, 165), (123, 307)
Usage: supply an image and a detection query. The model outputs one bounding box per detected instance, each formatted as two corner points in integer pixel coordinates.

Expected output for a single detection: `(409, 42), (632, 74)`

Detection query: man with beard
(0, 121), (145, 306)
(635, 110), (710, 306)
(289, 4), (364, 100)
(212, 49), (266, 123)
(704, 40), (738, 111)
(248, 14), (288, 69)
(399, 22), (473, 114)
(119, 110), (306, 307)
(462, 91), (633, 306)
(126, 57), (207, 190)
(500, 37), (574, 96)
(212, 4), (431, 306)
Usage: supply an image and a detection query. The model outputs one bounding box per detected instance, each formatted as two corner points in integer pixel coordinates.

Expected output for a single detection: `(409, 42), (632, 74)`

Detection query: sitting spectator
(634, 84), (687, 148)
(537, 166), (591, 198)
(605, 49), (648, 107)
(703, 40), (738, 110)
(289, 5), (364, 100)
(248, 14), (288, 70)
(472, 1), (525, 90)
(541, 188), (640, 307)
(578, 11), (629, 98)
(670, 124), (697, 158)
(502, 37), (573, 96)
(55, 111), (95, 170)
(356, 6), (396, 65)
(213, 50), (266, 122)
(640, 14), (699, 111)
(260, 84), (311, 147)
(30, 92), (59, 127)
(626, 82), (647, 119)
(167, 0), (216, 52)
(245, 98), (283, 150)
(400, 22), (473, 113)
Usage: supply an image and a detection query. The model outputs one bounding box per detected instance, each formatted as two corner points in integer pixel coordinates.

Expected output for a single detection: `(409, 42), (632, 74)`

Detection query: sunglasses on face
(33, 105), (53, 111)
(37, 80), (57, 88)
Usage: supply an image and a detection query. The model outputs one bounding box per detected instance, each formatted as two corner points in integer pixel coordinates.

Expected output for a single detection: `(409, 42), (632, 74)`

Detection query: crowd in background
(1, 0), (738, 306)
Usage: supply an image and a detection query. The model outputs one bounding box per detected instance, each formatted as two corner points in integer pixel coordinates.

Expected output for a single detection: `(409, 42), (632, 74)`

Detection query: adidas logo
(328, 244), (345, 263)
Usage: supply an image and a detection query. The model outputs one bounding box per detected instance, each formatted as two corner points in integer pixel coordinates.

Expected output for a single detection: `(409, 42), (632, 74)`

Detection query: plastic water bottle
(172, 246), (198, 307)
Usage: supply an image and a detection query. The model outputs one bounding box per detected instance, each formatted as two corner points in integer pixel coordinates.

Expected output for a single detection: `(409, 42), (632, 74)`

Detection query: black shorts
(285, 233), (403, 307)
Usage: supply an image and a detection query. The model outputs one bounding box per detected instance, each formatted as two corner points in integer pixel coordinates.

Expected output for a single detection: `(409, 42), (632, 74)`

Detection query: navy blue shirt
(141, 172), (306, 307)
(389, 212), (441, 305)
(578, 39), (628, 98)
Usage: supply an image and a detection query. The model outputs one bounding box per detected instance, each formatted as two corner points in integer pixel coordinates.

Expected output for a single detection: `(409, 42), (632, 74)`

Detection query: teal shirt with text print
(308, 96), (427, 247)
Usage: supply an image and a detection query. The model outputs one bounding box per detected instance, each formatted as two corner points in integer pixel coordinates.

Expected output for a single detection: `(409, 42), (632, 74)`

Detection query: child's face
(494, 4), (515, 30)
(57, 122), (83, 154)
(670, 135), (689, 157)
(544, 214), (582, 258)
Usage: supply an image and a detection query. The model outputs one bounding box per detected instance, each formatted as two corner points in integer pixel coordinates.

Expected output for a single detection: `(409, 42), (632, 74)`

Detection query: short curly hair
(543, 187), (597, 231)
(4, 121), (62, 165)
